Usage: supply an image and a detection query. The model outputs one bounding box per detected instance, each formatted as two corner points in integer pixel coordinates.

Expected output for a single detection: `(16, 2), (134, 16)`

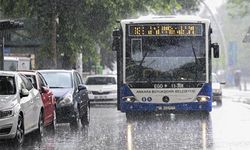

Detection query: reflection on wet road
(1, 98), (250, 150)
(125, 112), (212, 150)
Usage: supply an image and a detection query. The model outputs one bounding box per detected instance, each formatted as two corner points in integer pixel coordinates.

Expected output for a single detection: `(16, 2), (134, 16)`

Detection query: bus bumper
(120, 101), (212, 113)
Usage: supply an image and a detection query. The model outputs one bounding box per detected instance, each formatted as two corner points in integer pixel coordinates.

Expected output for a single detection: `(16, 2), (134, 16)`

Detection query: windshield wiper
(191, 42), (199, 81)
(133, 50), (149, 82)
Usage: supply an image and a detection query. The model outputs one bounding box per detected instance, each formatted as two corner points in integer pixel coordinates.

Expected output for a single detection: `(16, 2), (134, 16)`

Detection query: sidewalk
(223, 87), (250, 104)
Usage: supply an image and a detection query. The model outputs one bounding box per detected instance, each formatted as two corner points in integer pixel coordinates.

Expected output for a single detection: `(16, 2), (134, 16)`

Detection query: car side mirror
(41, 86), (49, 93)
(220, 81), (226, 85)
(78, 84), (87, 91)
(20, 89), (29, 98)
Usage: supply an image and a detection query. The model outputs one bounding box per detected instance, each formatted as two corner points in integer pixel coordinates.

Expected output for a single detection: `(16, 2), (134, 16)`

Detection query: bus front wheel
(126, 112), (134, 119)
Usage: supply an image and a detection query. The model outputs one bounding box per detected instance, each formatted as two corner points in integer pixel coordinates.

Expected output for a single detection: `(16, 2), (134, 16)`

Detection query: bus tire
(216, 99), (222, 106)
(126, 112), (134, 119)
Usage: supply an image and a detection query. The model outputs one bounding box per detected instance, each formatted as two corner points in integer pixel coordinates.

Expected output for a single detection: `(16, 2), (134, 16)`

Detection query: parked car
(39, 70), (89, 126)
(19, 71), (56, 130)
(0, 71), (44, 146)
(85, 75), (117, 101)
(212, 73), (225, 106)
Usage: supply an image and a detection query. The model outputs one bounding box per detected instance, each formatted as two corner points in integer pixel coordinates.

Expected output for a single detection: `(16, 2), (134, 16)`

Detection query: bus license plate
(158, 106), (176, 110)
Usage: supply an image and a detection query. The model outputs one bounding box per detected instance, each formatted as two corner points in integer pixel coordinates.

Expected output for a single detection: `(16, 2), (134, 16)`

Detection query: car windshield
(40, 72), (72, 88)
(212, 74), (218, 83)
(86, 77), (116, 85)
(0, 76), (16, 95)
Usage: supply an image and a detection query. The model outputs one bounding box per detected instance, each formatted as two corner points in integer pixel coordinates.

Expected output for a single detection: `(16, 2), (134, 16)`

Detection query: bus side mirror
(112, 28), (121, 51)
(212, 43), (219, 58)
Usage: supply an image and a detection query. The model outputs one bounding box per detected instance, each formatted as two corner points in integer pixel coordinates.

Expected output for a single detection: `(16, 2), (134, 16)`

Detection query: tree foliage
(227, 0), (250, 17)
(224, 0), (250, 75)
(0, 0), (201, 70)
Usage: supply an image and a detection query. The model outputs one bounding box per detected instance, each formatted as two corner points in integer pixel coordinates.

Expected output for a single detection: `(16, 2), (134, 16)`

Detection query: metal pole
(51, 0), (58, 69)
(52, 13), (57, 68)
(0, 36), (4, 70)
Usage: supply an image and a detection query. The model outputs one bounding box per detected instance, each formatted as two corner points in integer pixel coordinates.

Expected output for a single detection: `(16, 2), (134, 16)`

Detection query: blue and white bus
(112, 15), (219, 116)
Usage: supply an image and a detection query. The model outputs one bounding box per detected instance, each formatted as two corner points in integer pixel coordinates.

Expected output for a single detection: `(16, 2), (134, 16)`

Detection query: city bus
(112, 15), (219, 117)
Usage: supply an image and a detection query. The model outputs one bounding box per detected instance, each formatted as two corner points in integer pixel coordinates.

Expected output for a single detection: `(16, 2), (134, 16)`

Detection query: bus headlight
(196, 95), (210, 102)
(123, 96), (138, 103)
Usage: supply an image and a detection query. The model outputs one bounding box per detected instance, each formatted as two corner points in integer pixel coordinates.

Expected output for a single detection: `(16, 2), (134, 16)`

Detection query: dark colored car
(39, 70), (89, 126)
(19, 71), (56, 130)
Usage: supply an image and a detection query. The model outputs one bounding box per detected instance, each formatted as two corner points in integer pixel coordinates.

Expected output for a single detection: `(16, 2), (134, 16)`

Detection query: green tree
(227, 0), (250, 17)
(0, 0), (202, 70)
(222, 0), (250, 76)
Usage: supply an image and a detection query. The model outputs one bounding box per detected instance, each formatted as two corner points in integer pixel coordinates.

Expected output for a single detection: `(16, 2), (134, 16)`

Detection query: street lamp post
(200, 0), (228, 69)
(0, 37), (4, 70)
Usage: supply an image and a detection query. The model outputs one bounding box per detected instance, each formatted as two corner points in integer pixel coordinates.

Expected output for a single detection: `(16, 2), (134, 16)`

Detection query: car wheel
(217, 99), (222, 106)
(36, 112), (44, 138)
(126, 112), (134, 120)
(70, 112), (78, 128)
(13, 115), (24, 146)
(81, 106), (89, 126)
(201, 110), (210, 116)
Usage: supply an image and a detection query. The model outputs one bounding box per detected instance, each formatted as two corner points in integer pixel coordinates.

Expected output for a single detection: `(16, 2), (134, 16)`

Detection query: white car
(0, 71), (44, 146)
(212, 73), (224, 105)
(85, 75), (117, 101)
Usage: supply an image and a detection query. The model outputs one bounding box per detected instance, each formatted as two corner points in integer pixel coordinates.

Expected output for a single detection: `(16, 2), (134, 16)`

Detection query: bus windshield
(126, 36), (206, 83)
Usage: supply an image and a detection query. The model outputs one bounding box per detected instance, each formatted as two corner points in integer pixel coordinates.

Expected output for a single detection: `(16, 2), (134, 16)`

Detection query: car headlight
(0, 110), (14, 119)
(59, 94), (73, 106)
(196, 95), (210, 102)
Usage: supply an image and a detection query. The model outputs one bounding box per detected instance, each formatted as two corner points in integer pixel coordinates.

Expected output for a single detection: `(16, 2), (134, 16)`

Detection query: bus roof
(120, 15), (210, 24)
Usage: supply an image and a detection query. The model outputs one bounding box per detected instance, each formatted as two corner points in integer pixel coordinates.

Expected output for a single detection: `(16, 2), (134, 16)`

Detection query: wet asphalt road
(1, 91), (250, 150)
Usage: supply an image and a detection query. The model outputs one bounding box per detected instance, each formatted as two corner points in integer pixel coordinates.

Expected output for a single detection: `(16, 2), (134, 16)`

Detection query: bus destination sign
(129, 24), (203, 36)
